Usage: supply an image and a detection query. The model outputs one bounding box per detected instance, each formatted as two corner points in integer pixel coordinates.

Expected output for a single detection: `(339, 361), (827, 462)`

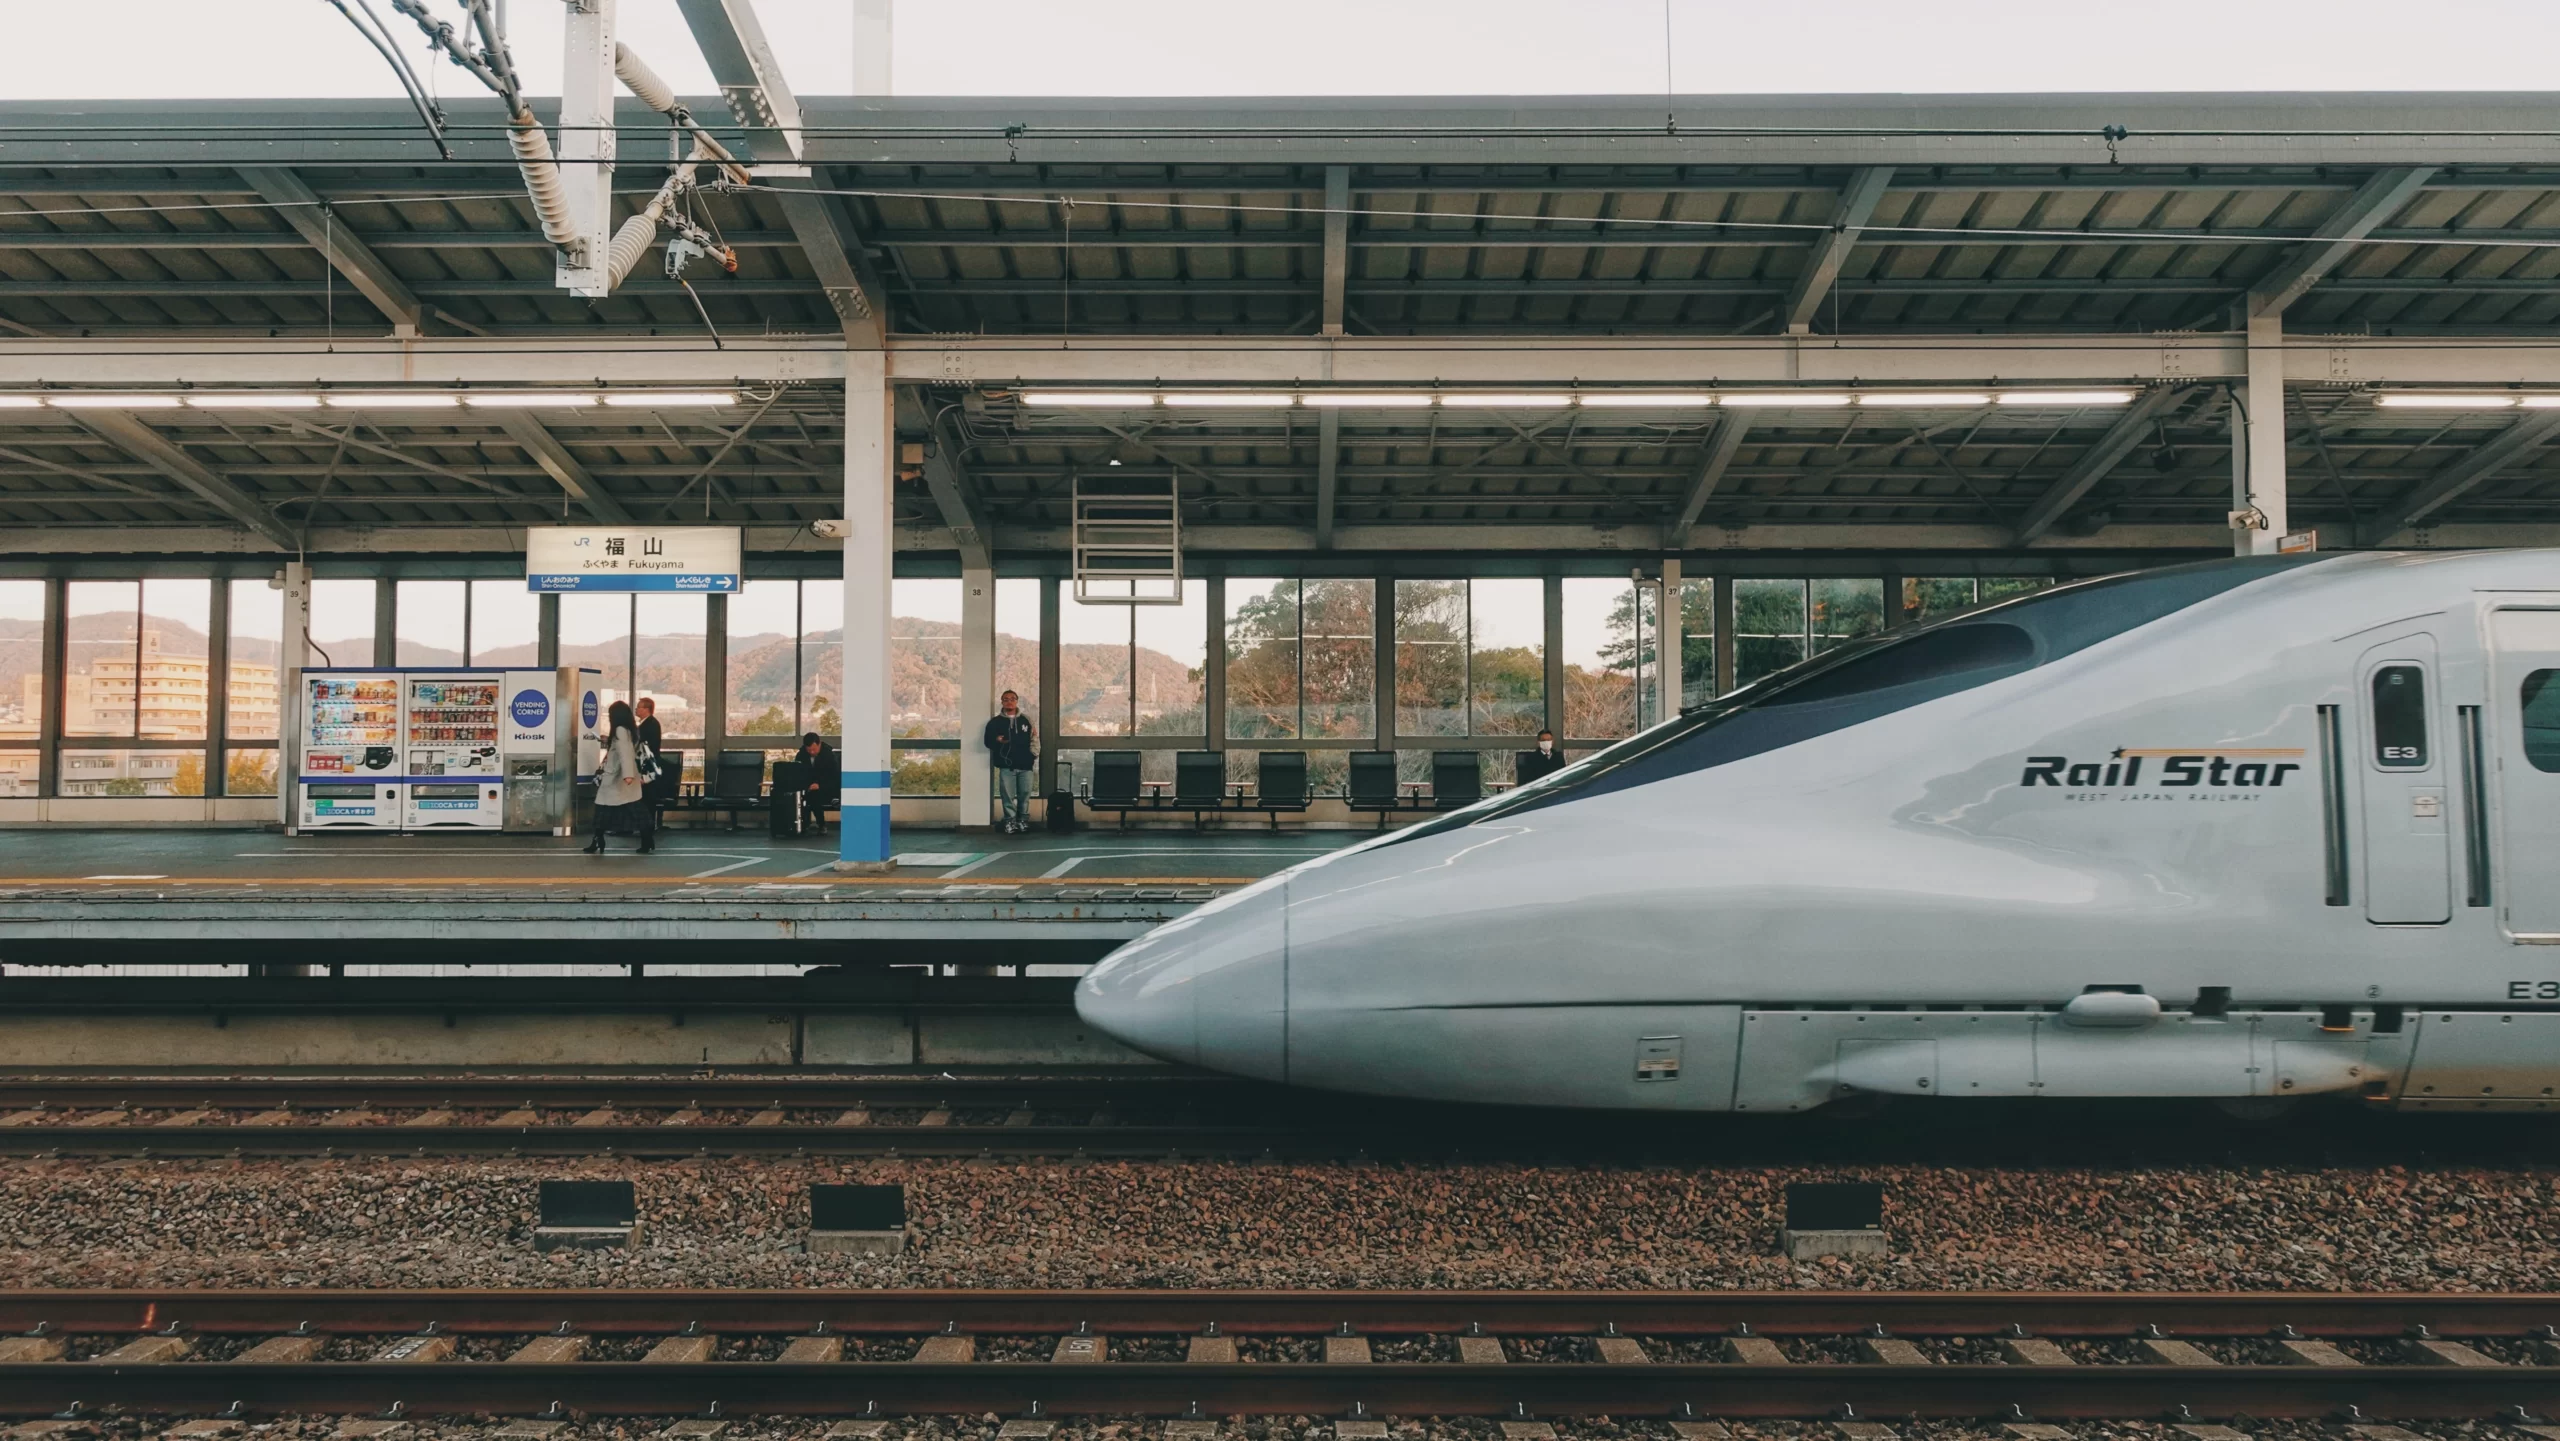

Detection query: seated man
(794, 731), (840, 834)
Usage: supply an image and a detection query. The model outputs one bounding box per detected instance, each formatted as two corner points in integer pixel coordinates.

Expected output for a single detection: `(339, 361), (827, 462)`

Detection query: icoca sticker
(510, 688), (551, 728)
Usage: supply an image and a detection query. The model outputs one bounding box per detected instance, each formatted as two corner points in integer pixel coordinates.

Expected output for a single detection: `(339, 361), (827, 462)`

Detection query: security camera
(812, 519), (851, 540)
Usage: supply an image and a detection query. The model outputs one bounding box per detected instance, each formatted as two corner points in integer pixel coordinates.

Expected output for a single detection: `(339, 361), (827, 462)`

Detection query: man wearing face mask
(1517, 728), (1567, 784)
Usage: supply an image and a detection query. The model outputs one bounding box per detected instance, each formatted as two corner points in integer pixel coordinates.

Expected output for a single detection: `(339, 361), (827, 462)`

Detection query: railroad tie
(642, 1333), (720, 1364)
(489, 1108), (540, 1127)
(996, 1420), (1053, 1440)
(1323, 1332), (1373, 1364)
(1335, 1423), (1387, 1441)
(2174, 1427), (2253, 1441)
(1457, 1335), (1506, 1364)
(1857, 1337), (1929, 1365)
(661, 1109), (703, 1127)
(1166, 1423), (1217, 1441)
(2003, 1427), (2071, 1441)
(1833, 1423), (1898, 1441)
(2273, 1338), (2358, 1366)
(2349, 1427), (2428, 1441)
(1499, 1424), (1556, 1441)
(572, 1107), (620, 1128)
(831, 1109), (871, 1127)
(2136, 1338), (2220, 1366)
(160, 1110), (215, 1127)
(94, 1333), (192, 1364)
(1723, 1334), (1789, 1364)
(505, 1336), (587, 1364)
(777, 1336), (843, 1363)
(1594, 1336), (1649, 1364)
(373, 1334), (453, 1364)
(1670, 1425), (1730, 1441)
(165, 1420), (242, 1439)
(2404, 1337), (2500, 1366)
(0, 1110), (42, 1127)
(660, 1420), (725, 1440)
(400, 1110), (456, 1128)
(232, 1334), (325, 1363)
(1185, 1333), (1236, 1363)
(490, 1421), (563, 1441)
(745, 1109), (786, 1128)
(1997, 1336), (2074, 1366)
(320, 1109), (376, 1128)
(1051, 1330), (1105, 1364)
(823, 1425), (888, 1440)
(0, 1333), (67, 1362)
(72, 1109), (125, 1127)
(330, 1420), (408, 1439)
(914, 1332), (975, 1363)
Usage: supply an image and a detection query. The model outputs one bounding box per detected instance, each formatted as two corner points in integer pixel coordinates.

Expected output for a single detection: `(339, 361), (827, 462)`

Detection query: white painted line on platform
(893, 852), (984, 867)
(83, 874), (167, 880)
(940, 852), (1007, 878)
(686, 857), (769, 879)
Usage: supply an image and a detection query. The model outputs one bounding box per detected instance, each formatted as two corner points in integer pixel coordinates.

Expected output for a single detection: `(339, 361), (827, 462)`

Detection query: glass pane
(225, 577), (283, 741)
(1302, 579), (1375, 740)
(2372, 664), (2428, 769)
(1225, 579), (1299, 740)
(0, 580), (44, 748)
(1903, 577), (1978, 625)
(1562, 577), (1646, 741)
(64, 580), (137, 738)
(393, 580), (465, 667)
(2522, 669), (2560, 774)
(1394, 579), (1467, 738)
(1734, 579), (1807, 689)
(1133, 578), (1207, 736)
(891, 577), (963, 742)
(634, 593), (708, 739)
(1679, 578), (1717, 707)
(1811, 579), (1885, 655)
(307, 578), (375, 667)
(59, 748), (204, 797)
(1059, 581), (1132, 737)
(994, 577), (1041, 735)
(800, 578), (843, 735)
(223, 747), (278, 797)
(726, 578), (799, 737)
(139, 578), (211, 742)
(468, 579), (540, 666)
(894, 748), (960, 795)
(1051, 747), (1094, 796)
(1980, 577), (2051, 604)
(559, 593), (632, 711)
(0, 750), (37, 797)
(1469, 577), (1545, 737)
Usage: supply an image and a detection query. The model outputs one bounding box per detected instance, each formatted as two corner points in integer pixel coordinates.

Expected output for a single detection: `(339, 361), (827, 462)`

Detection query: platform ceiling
(1, 93), (2557, 557)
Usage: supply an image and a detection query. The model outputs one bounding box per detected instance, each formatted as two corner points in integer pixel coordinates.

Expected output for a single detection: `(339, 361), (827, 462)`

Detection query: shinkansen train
(1074, 550), (2560, 1115)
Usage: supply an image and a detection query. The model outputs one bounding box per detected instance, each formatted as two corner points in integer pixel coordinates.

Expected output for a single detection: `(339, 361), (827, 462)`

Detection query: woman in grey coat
(584, 699), (656, 854)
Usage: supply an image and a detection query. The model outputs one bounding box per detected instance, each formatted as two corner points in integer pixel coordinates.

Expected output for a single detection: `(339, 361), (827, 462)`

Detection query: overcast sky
(10, 0), (2560, 100)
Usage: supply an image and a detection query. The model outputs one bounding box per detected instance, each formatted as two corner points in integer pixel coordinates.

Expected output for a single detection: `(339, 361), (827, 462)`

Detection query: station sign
(526, 526), (741, 592)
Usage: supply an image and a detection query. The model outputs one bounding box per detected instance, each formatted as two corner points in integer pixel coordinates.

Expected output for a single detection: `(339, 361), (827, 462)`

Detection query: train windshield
(1376, 554), (2332, 843)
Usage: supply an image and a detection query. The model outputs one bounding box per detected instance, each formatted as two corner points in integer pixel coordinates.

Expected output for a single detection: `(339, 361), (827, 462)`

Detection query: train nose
(1073, 877), (1288, 1081)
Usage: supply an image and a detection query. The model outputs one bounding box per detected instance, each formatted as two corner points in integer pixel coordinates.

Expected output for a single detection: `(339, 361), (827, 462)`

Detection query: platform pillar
(1655, 558), (1680, 727)
(959, 565), (994, 829)
(281, 561), (311, 831)
(2235, 311), (2290, 555)
(838, 353), (895, 868)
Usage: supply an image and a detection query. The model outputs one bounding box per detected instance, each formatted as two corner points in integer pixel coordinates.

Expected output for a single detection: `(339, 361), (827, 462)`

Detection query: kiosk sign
(527, 527), (740, 592)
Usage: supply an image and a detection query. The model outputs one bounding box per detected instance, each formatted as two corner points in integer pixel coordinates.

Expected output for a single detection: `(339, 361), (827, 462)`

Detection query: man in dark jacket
(1517, 728), (1568, 784)
(983, 689), (1038, 833)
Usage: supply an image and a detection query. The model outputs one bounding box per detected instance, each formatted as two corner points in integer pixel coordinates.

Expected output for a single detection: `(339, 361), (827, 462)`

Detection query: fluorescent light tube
(323, 392), (458, 408)
(0, 396), (46, 408)
(186, 394), (320, 409)
(1436, 392), (1575, 407)
(1161, 393), (1295, 407)
(1996, 390), (2137, 406)
(1857, 392), (1992, 407)
(1718, 393), (1852, 407)
(2519, 396), (2560, 409)
(1020, 392), (1155, 407)
(1576, 393), (1716, 407)
(600, 392), (738, 408)
(2377, 393), (2516, 409)
(48, 394), (183, 409)
(464, 393), (598, 408)
(1300, 392), (1436, 407)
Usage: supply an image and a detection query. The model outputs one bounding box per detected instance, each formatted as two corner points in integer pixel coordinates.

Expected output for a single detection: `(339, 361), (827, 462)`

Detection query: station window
(305, 578), (375, 667)
(994, 577), (1041, 736)
(1561, 577), (1659, 741)
(224, 578), (283, 761)
(468, 579), (539, 665)
(559, 592), (633, 711)
(1395, 578), (1542, 740)
(799, 579), (843, 735)
(633, 593), (707, 740)
(1225, 578), (1376, 743)
(1734, 579), (1885, 690)
(0, 580), (44, 756)
(393, 580), (465, 666)
(891, 578), (962, 742)
(1677, 578), (1717, 708)
(1057, 578), (1206, 738)
(1902, 576), (2051, 625)
(725, 579), (801, 738)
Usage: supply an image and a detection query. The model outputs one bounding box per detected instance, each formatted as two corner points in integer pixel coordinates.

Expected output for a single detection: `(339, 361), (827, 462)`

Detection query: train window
(2523, 669), (2560, 773)
(1373, 553), (2340, 842)
(2371, 664), (2429, 769)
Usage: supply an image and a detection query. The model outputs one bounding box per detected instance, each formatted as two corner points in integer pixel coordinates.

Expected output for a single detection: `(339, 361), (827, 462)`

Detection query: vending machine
(400, 671), (505, 829)
(499, 667), (594, 833)
(296, 670), (403, 830)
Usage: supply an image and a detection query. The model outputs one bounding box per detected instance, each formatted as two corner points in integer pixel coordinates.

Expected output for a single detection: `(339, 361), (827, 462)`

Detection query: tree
(171, 753), (205, 798)
(225, 751), (277, 796)
(739, 704), (794, 736)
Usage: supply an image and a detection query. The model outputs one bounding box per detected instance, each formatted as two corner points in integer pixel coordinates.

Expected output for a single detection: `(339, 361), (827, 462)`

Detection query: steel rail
(7, 1359), (2557, 1420)
(0, 1074), (1236, 1110)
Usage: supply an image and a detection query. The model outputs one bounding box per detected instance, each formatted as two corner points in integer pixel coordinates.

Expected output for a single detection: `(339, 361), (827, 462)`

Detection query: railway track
(3, 1291), (2557, 1422)
(0, 1074), (1301, 1159)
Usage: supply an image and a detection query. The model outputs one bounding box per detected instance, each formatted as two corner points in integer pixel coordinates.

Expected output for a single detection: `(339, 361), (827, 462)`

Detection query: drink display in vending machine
(402, 672), (504, 828)
(297, 670), (403, 829)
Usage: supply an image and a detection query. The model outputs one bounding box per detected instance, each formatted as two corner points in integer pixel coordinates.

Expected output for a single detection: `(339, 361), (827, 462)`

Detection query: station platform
(0, 827), (1357, 967)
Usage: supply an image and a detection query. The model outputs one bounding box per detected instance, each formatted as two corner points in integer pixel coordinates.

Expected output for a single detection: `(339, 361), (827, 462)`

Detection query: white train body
(1075, 551), (2560, 1113)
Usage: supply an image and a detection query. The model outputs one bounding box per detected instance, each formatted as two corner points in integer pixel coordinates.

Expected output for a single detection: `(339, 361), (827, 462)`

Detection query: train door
(2490, 606), (2560, 937)
(2358, 634), (2451, 925)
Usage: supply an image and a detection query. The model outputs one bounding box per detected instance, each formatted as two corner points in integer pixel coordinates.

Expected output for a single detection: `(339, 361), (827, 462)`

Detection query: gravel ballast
(1, 1154), (2553, 1291)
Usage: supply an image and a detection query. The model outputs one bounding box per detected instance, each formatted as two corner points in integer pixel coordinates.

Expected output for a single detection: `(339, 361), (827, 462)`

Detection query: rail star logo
(2020, 747), (2307, 790)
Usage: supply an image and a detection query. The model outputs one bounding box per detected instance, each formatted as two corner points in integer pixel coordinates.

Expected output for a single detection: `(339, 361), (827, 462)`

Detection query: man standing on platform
(983, 689), (1038, 834)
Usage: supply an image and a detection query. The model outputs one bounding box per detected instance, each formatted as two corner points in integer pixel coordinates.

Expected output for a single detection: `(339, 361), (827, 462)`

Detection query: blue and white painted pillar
(839, 351), (895, 866)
